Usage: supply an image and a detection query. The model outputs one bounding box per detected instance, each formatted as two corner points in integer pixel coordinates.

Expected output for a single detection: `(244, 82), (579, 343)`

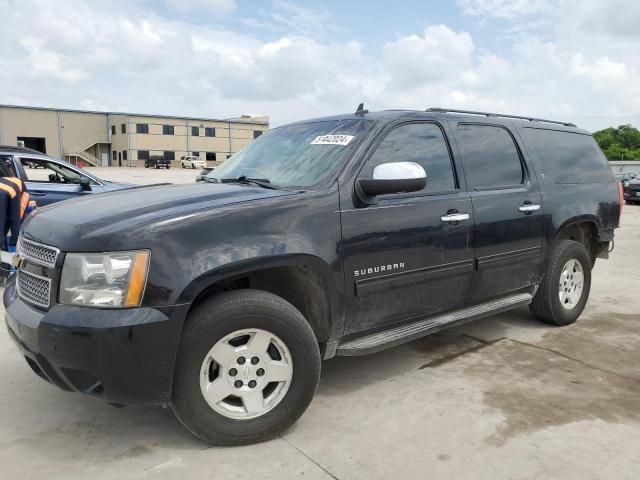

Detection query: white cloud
(0, 0), (639, 131)
(383, 26), (474, 88)
(165, 0), (236, 15)
(457, 0), (558, 19)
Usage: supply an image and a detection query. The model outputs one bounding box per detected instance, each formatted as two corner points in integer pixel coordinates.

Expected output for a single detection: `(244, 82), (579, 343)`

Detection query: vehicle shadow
(316, 306), (546, 397)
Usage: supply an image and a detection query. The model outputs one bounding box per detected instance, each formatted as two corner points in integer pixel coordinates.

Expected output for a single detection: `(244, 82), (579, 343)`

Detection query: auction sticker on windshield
(311, 135), (354, 146)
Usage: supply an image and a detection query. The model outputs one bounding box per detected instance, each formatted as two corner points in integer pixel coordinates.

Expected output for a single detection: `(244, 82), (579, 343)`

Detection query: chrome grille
(18, 238), (59, 268)
(17, 270), (52, 308)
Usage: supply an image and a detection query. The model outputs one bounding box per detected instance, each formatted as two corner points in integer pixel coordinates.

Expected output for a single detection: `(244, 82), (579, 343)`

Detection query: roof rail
(425, 108), (576, 128)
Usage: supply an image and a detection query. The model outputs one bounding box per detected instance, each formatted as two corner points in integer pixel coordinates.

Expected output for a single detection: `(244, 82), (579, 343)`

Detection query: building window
(226, 154), (232, 159)
(191, 126), (199, 136)
(136, 123), (149, 134)
(121, 123), (126, 134)
(163, 125), (174, 135)
(253, 130), (263, 139)
(206, 152), (216, 161)
(192, 151), (200, 157)
(164, 151), (175, 161)
(205, 127), (215, 137)
(123, 150), (128, 161)
(111, 125), (116, 135)
(112, 151), (117, 161)
(138, 150), (150, 160)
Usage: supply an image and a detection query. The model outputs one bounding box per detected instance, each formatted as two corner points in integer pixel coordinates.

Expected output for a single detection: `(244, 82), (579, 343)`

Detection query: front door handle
(518, 204), (541, 213)
(441, 213), (470, 222)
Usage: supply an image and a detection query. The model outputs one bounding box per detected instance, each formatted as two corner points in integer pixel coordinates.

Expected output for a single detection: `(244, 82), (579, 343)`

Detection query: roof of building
(0, 104), (269, 126)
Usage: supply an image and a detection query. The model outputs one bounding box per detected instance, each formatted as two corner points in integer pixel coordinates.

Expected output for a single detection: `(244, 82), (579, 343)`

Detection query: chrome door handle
(441, 213), (470, 222)
(518, 204), (541, 213)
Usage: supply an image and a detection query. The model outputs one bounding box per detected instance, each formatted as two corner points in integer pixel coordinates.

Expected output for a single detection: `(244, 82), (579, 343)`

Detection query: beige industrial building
(0, 104), (269, 167)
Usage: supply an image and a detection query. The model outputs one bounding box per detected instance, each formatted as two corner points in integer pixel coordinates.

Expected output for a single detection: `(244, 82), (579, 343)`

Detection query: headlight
(60, 250), (150, 308)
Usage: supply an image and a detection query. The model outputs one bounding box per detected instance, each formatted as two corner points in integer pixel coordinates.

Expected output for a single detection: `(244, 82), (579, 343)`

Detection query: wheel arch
(553, 217), (600, 264)
(178, 254), (340, 347)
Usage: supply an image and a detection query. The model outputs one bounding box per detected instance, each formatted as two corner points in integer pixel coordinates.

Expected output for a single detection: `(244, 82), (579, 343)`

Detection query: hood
(22, 182), (296, 249)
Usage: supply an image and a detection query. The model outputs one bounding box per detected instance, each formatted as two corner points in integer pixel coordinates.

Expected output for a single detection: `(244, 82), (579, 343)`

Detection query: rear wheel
(529, 240), (591, 326)
(172, 290), (321, 445)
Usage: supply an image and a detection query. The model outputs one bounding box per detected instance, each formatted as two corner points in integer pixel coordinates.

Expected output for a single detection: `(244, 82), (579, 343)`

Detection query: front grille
(18, 238), (59, 268)
(17, 270), (51, 308)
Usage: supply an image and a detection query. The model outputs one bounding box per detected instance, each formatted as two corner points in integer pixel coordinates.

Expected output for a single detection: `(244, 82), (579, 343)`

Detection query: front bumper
(4, 278), (189, 406)
(624, 190), (640, 200)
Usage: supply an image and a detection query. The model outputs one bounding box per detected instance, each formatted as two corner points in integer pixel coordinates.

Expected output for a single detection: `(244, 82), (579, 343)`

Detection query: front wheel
(172, 290), (321, 445)
(529, 240), (591, 326)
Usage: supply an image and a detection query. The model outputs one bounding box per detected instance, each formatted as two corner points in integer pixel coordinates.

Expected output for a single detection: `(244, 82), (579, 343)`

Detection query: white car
(180, 156), (206, 169)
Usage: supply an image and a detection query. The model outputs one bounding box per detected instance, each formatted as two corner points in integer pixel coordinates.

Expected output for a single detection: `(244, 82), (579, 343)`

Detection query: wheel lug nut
(248, 380), (257, 388)
(257, 368), (265, 376)
(251, 356), (259, 365)
(237, 357), (246, 365)
(229, 368), (237, 376)
(234, 380), (243, 388)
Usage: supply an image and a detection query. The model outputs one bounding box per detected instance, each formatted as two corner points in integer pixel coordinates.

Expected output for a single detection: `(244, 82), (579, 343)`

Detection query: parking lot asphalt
(1, 168), (639, 479)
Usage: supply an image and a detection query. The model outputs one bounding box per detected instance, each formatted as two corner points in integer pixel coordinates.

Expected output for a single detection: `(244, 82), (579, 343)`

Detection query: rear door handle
(29, 192), (46, 197)
(441, 213), (470, 222)
(518, 204), (541, 213)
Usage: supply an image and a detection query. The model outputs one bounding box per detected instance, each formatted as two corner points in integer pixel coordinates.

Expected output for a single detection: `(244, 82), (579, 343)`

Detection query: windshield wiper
(219, 176), (281, 190)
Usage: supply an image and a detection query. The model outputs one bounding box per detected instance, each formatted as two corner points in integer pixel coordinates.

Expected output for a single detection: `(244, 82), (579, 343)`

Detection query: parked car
(623, 177), (640, 204)
(615, 172), (637, 187)
(145, 155), (171, 169)
(4, 107), (621, 446)
(181, 155), (206, 169)
(0, 145), (134, 206)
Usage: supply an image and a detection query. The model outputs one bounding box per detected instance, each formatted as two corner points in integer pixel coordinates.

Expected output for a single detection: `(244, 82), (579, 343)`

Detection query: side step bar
(336, 292), (533, 356)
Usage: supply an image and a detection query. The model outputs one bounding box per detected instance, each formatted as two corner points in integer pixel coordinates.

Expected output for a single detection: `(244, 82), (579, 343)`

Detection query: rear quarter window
(521, 128), (614, 184)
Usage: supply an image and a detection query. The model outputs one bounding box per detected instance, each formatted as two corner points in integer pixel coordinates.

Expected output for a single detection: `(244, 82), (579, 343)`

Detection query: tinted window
(138, 150), (149, 160)
(254, 130), (263, 139)
(136, 124), (149, 134)
(192, 126), (199, 136)
(163, 125), (174, 135)
(205, 127), (215, 137)
(164, 151), (175, 161)
(206, 152), (216, 161)
(122, 150), (127, 160)
(111, 125), (116, 135)
(121, 123), (126, 134)
(521, 128), (614, 184)
(362, 123), (455, 194)
(457, 124), (524, 189)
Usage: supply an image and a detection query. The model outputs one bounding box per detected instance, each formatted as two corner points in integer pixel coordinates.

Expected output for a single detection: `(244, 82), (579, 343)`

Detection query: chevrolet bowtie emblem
(11, 253), (23, 269)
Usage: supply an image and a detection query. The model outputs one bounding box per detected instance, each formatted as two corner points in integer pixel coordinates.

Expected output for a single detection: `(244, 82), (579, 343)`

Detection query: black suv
(623, 177), (640, 204)
(4, 108), (621, 445)
(144, 155), (171, 169)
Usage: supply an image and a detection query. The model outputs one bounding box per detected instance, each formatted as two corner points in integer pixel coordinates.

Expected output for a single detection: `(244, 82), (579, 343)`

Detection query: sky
(0, 0), (639, 131)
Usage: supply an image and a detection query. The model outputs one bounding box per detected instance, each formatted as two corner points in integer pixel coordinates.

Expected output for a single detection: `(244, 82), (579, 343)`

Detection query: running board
(336, 292), (532, 356)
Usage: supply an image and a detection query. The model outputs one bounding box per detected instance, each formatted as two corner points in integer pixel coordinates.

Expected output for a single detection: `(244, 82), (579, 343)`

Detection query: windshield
(207, 119), (370, 188)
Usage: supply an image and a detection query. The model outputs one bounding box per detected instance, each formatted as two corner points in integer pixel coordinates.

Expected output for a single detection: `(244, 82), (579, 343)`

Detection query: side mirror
(357, 162), (427, 201)
(79, 177), (92, 191)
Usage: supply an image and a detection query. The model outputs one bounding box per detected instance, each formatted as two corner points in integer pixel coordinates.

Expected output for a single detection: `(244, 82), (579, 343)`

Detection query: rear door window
(456, 124), (524, 190)
(521, 128), (614, 184)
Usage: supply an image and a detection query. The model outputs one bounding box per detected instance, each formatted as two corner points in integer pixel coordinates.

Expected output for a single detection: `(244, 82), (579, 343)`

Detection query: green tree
(593, 124), (640, 160)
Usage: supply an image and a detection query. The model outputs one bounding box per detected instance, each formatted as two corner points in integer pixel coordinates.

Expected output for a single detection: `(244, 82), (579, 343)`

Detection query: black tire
(167, 165), (170, 169)
(529, 240), (591, 326)
(172, 289), (321, 445)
